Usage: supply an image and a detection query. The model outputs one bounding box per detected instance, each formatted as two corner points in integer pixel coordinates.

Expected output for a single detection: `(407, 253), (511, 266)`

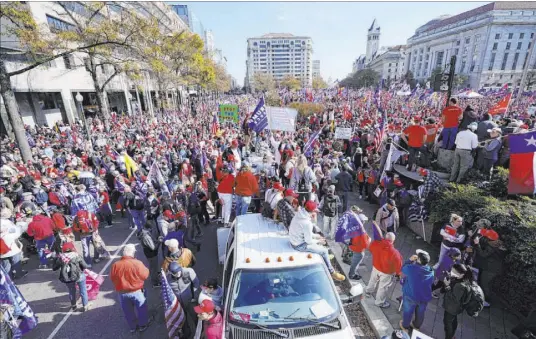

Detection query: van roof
(233, 214), (324, 270)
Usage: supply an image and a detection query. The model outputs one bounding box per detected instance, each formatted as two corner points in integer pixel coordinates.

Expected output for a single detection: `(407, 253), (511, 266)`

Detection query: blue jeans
(130, 209), (146, 231)
(80, 235), (99, 266)
(441, 127), (458, 150)
(293, 242), (334, 273)
(119, 289), (149, 331)
(349, 251), (365, 276)
(36, 235), (55, 265)
(402, 295), (428, 329)
(66, 273), (88, 306)
(1, 253), (22, 277)
(235, 196), (251, 217)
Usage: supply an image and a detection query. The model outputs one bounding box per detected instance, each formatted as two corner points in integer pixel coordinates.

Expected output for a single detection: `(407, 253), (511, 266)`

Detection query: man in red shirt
(27, 212), (55, 269)
(110, 244), (152, 334)
(440, 98), (463, 150)
(401, 119), (427, 172)
(194, 300), (222, 339)
(365, 221), (402, 308)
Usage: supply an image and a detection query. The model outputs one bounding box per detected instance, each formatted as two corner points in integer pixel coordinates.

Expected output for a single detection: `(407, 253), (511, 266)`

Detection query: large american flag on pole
(160, 270), (185, 338)
(373, 105), (387, 152)
(211, 113), (219, 135)
(303, 124), (325, 157)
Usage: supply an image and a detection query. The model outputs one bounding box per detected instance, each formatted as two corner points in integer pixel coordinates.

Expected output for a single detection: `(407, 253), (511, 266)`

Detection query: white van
(217, 214), (359, 339)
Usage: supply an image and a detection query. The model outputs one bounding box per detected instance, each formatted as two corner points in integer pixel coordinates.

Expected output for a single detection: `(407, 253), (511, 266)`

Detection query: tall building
(171, 4), (205, 42)
(312, 60), (321, 79)
(367, 45), (407, 83)
(204, 30), (215, 53)
(1, 2), (188, 129)
(246, 33), (313, 91)
(365, 19), (381, 64)
(405, 2), (536, 89)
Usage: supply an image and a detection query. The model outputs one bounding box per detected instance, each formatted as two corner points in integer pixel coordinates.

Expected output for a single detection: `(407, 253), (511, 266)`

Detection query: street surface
(19, 216), (221, 339)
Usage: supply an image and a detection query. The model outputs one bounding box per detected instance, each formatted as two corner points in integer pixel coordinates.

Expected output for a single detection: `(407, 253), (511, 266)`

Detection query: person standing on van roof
(365, 221), (403, 308)
(288, 201), (345, 281)
(234, 162), (259, 217)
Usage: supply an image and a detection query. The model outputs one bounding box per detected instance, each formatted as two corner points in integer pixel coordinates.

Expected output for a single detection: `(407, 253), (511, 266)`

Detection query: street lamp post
(75, 92), (90, 141)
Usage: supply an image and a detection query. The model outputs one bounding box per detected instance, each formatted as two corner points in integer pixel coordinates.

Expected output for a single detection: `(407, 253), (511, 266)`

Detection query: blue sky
(175, 2), (486, 86)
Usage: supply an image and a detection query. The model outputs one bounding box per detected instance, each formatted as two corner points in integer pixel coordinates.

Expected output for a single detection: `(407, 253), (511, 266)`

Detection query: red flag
(488, 93), (511, 115)
(343, 105), (352, 120)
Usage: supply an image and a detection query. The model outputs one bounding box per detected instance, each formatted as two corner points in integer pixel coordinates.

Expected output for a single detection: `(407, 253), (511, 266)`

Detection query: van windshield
(228, 264), (340, 327)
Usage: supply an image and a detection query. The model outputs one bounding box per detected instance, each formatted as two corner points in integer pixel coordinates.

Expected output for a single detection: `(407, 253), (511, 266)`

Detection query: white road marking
(46, 228), (137, 339)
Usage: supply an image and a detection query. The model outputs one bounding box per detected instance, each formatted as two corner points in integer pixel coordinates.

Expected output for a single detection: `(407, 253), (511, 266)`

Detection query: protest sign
(334, 127), (352, 139)
(218, 104), (239, 123)
(267, 107), (297, 132)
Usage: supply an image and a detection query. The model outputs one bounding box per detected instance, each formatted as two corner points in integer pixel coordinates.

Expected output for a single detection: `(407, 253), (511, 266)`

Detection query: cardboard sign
(267, 106), (297, 132)
(334, 127), (352, 139)
(218, 104), (239, 123)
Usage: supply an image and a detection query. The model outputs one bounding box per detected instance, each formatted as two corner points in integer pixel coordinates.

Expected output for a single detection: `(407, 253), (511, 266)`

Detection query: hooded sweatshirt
(27, 215), (55, 240)
(288, 208), (321, 247)
(369, 237), (403, 275)
(402, 260), (434, 302)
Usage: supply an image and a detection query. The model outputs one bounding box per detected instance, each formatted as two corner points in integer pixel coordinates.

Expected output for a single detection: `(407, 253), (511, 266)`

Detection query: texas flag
(488, 93), (512, 115)
(508, 131), (536, 195)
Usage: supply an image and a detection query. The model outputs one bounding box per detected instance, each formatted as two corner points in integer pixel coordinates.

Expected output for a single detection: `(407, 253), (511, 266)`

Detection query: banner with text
(334, 127), (353, 140)
(218, 104), (239, 123)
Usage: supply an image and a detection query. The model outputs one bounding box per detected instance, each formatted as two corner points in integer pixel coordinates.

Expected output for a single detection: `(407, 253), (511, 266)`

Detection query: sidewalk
(329, 193), (520, 339)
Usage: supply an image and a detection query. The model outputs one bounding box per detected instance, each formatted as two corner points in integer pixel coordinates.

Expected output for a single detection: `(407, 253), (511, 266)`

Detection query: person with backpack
(318, 185), (341, 239)
(187, 188), (203, 239)
(137, 221), (161, 288)
(374, 199), (399, 234)
(72, 210), (101, 268)
(52, 242), (90, 312)
(289, 155), (317, 205)
(443, 263), (484, 339)
(124, 186), (146, 232)
(27, 210), (56, 269)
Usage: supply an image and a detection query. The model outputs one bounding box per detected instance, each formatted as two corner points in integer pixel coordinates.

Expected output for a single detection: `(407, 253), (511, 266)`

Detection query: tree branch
(98, 66), (121, 92)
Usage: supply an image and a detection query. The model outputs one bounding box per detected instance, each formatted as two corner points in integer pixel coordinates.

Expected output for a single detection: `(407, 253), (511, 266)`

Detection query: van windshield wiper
(284, 316), (340, 329)
(252, 324), (289, 338)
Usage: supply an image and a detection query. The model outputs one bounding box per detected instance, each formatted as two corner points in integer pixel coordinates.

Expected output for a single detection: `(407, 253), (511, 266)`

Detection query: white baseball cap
(164, 239), (179, 248)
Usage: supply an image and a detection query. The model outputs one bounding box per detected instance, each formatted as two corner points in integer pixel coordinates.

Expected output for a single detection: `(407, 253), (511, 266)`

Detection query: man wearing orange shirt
(401, 119), (427, 172)
(440, 98), (463, 150)
(234, 162), (259, 216)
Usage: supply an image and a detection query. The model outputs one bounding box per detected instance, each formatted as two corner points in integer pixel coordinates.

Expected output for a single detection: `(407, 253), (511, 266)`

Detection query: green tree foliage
(312, 77), (328, 89)
(280, 76), (301, 91)
(339, 69), (380, 89)
(252, 72), (275, 93)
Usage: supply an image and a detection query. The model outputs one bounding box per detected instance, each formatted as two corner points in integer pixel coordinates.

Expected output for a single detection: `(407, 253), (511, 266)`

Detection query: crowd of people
(0, 85), (534, 339)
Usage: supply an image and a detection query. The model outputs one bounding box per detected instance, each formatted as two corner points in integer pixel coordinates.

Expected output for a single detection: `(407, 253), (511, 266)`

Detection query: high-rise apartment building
(312, 60), (321, 79)
(246, 33), (313, 91)
(205, 30), (215, 53)
(171, 4), (205, 43)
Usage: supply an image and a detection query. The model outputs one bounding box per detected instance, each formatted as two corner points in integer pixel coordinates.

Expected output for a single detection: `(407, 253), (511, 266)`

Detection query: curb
(329, 240), (395, 339)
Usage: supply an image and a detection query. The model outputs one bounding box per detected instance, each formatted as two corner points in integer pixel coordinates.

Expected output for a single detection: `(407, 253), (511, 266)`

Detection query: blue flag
(334, 212), (366, 243)
(303, 125), (324, 157)
(248, 97), (268, 133)
(0, 266), (38, 338)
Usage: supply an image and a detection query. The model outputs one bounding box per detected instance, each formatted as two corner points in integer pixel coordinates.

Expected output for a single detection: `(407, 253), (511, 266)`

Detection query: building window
(520, 33), (525, 39)
(46, 15), (75, 33)
(506, 42), (511, 50)
(37, 93), (58, 110)
(488, 53), (496, 71)
(508, 33), (513, 39)
(454, 48), (459, 55)
(501, 53), (509, 70)
(522, 52), (529, 69)
(465, 37), (470, 44)
(456, 40), (461, 46)
(517, 42), (522, 50)
(63, 54), (75, 69)
(495, 33), (501, 39)
(512, 53), (520, 70)
(492, 43), (498, 50)
(529, 42), (532, 50)
(531, 33), (535, 39)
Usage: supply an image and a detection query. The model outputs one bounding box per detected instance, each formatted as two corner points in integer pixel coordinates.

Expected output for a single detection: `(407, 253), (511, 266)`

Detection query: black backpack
(138, 229), (157, 251)
(59, 258), (81, 283)
(465, 282), (485, 317)
(188, 193), (202, 215)
(323, 196), (338, 217)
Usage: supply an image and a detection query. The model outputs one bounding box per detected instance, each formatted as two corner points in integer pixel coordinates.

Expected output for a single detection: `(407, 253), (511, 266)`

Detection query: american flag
(211, 113), (219, 135)
(373, 105), (387, 152)
(160, 269), (185, 339)
(303, 124), (324, 157)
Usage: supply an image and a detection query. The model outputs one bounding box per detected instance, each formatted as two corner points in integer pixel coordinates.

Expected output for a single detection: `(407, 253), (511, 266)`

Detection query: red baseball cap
(284, 189), (298, 198)
(273, 182), (284, 191)
(61, 242), (76, 253)
(231, 140), (238, 147)
(304, 201), (319, 212)
(163, 210), (174, 219)
(194, 299), (215, 314)
(481, 228), (499, 241)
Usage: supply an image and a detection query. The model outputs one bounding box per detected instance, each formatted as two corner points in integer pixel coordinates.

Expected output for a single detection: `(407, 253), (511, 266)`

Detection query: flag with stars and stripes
(160, 269), (185, 339)
(373, 106), (387, 152)
(211, 113), (219, 135)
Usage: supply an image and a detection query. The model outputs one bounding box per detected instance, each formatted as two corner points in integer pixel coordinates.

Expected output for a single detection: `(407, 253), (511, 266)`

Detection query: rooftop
(249, 33), (311, 40)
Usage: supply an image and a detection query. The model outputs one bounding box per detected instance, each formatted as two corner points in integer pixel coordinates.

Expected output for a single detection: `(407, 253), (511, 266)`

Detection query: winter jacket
(199, 286), (224, 310)
(73, 211), (99, 236)
(0, 218), (22, 258)
(443, 279), (472, 315)
(52, 252), (87, 283)
(27, 215), (55, 240)
(217, 174), (235, 194)
(203, 312), (223, 339)
(288, 208), (321, 247)
(71, 192), (99, 215)
(459, 108), (478, 130)
(335, 170), (353, 192)
(168, 267), (199, 305)
(289, 166), (317, 193)
(401, 260), (434, 302)
(318, 194), (341, 217)
(369, 239), (402, 275)
(234, 171), (259, 197)
(110, 256), (149, 292)
(375, 205), (400, 233)
(139, 227), (160, 258)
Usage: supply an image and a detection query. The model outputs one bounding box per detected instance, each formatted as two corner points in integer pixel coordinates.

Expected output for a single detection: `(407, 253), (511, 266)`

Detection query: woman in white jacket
(0, 208), (28, 280)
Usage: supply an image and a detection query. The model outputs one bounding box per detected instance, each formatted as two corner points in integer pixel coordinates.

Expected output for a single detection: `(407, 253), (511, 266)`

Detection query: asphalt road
(18, 214), (221, 339)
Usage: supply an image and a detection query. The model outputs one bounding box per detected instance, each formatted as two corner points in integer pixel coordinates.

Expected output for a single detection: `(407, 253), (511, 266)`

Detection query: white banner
(267, 106), (297, 132)
(334, 127), (352, 140)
